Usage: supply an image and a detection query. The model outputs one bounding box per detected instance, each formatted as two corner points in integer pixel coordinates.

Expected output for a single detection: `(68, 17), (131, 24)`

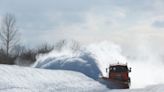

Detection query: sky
(0, 0), (164, 47)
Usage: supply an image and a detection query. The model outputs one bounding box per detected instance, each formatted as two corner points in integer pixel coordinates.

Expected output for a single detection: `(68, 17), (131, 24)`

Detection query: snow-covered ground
(0, 64), (164, 92)
(112, 85), (164, 92)
(0, 65), (108, 92)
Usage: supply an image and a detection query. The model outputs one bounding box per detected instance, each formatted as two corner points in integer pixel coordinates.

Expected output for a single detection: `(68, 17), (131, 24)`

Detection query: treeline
(0, 13), (54, 66)
(0, 43), (54, 66)
(0, 13), (81, 66)
(0, 40), (80, 66)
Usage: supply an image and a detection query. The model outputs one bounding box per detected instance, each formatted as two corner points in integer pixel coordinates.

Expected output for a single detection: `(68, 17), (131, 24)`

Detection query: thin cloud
(0, 0), (164, 47)
(152, 20), (164, 28)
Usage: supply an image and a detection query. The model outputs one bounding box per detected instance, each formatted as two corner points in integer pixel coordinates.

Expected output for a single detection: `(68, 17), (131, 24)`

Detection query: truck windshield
(110, 66), (128, 72)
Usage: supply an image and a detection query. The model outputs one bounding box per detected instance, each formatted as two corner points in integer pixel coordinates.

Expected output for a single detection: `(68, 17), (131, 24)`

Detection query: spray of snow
(33, 40), (164, 89)
(86, 41), (127, 77)
(33, 40), (101, 80)
(127, 44), (164, 88)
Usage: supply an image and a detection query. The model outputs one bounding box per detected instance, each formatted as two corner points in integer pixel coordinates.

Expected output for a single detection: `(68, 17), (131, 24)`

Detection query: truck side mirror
(129, 67), (131, 72)
(106, 68), (108, 73)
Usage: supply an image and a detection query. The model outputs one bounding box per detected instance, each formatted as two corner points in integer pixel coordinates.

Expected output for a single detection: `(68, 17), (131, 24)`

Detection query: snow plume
(86, 41), (127, 77)
(126, 43), (164, 88)
(33, 40), (164, 89)
(33, 40), (101, 80)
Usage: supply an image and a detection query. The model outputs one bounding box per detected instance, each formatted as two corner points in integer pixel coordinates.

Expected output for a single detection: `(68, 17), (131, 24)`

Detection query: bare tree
(37, 43), (54, 54)
(0, 13), (19, 58)
(55, 39), (80, 52)
(12, 45), (26, 57)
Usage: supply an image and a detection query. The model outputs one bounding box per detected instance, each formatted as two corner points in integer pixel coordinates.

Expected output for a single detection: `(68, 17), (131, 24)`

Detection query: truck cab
(109, 64), (131, 82)
(101, 63), (131, 89)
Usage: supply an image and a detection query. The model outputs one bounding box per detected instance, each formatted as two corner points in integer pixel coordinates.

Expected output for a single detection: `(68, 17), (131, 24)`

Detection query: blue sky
(0, 0), (164, 47)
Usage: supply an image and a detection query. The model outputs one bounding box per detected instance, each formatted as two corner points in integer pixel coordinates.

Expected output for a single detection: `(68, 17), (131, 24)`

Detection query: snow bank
(0, 65), (108, 92)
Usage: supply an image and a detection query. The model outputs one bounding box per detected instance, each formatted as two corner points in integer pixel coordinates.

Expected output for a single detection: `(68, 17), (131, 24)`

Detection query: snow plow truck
(99, 63), (131, 89)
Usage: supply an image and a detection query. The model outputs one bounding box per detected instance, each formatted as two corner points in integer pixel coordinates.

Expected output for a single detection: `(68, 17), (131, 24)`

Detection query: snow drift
(0, 65), (108, 92)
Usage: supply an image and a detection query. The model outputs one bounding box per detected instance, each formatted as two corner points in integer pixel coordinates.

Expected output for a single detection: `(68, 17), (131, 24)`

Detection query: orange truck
(100, 63), (131, 89)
